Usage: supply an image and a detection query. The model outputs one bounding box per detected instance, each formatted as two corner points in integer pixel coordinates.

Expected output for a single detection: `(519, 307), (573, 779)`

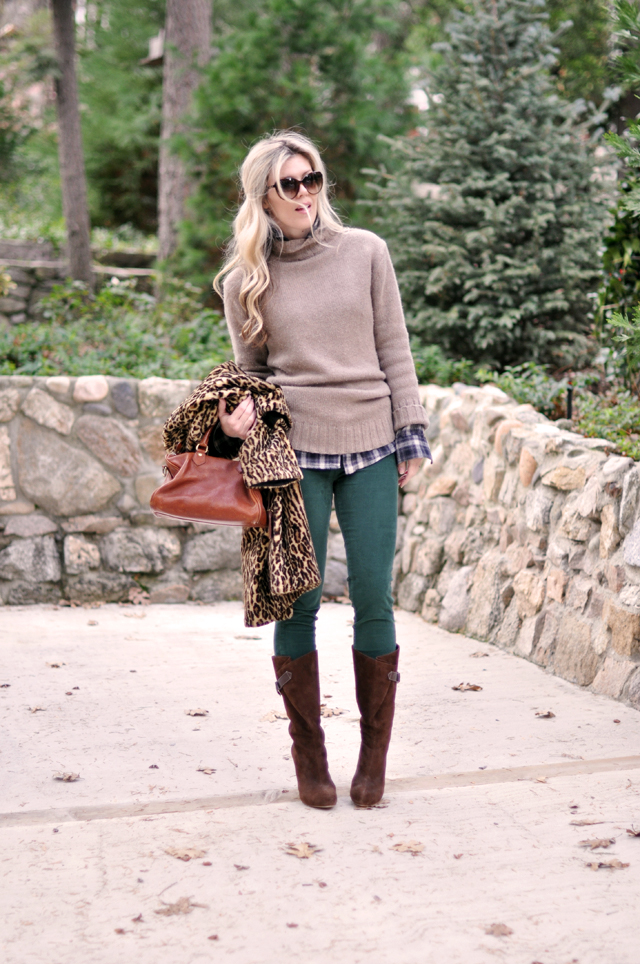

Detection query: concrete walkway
(1, 602), (639, 964)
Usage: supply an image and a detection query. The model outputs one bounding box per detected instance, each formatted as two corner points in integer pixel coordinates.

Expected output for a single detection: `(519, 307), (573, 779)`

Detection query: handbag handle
(194, 426), (214, 465)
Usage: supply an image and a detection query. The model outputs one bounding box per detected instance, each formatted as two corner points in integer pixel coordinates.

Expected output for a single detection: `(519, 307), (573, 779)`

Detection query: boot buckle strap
(388, 670), (400, 683)
(275, 670), (292, 695)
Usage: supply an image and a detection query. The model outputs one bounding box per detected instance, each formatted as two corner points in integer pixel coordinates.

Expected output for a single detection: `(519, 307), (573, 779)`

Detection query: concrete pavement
(1, 602), (640, 964)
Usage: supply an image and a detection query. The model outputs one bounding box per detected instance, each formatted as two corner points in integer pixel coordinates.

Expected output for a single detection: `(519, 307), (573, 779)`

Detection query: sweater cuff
(392, 402), (429, 433)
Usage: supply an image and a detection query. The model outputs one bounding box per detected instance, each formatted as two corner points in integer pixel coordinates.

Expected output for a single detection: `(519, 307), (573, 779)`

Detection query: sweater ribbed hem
(288, 412), (395, 455)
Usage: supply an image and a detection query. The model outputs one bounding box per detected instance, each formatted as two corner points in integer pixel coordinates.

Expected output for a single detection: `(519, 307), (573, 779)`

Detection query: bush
(0, 279), (232, 378)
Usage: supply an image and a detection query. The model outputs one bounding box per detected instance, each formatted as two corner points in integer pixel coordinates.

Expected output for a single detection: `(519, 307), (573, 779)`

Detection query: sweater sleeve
(370, 239), (428, 432)
(222, 270), (273, 380)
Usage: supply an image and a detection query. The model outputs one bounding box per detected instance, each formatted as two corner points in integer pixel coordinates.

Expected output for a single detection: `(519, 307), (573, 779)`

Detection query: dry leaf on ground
(154, 896), (207, 916)
(123, 612), (146, 620)
(164, 847), (207, 862)
(260, 710), (288, 722)
(485, 923), (513, 937)
(235, 634), (261, 639)
(0, 683), (10, 688)
(284, 842), (321, 859)
(470, 651), (489, 658)
(54, 772), (79, 782)
(320, 705), (346, 718)
(197, 766), (216, 775)
(131, 914), (143, 923)
(128, 587), (150, 605)
(390, 840), (424, 856)
(185, 708), (208, 717)
(87, 620), (98, 626)
(579, 837), (615, 850)
(586, 859), (629, 870)
(234, 864), (249, 871)
(535, 711), (555, 719)
(570, 819), (605, 826)
(452, 682), (483, 691)
(29, 706), (45, 713)
(535, 777), (547, 784)
(46, 662), (65, 668)
(626, 826), (640, 837)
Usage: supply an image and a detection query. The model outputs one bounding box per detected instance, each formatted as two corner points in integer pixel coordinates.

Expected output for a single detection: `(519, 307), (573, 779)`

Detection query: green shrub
(0, 279), (232, 378)
(574, 390), (640, 460)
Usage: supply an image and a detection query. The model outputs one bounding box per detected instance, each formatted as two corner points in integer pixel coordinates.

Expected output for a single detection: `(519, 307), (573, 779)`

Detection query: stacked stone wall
(395, 384), (640, 709)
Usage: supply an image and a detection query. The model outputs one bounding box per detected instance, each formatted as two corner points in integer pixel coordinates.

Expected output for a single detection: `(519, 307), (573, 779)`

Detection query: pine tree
(369, 0), (608, 370)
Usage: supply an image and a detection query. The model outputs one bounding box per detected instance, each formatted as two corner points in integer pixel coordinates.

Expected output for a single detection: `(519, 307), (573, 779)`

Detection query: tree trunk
(51, 0), (93, 286)
(158, 0), (211, 263)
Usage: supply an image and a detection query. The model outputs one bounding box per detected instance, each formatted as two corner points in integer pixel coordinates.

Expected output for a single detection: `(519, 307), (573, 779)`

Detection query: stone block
(426, 476), (457, 498)
(0, 535), (61, 583)
(323, 559), (348, 597)
(495, 597), (521, 648)
(604, 561), (626, 593)
(559, 504), (597, 543)
(135, 473), (162, 507)
(619, 585), (640, 610)
(483, 453), (506, 502)
(0, 388), (20, 422)
(624, 519), (640, 568)
(547, 538), (569, 568)
(498, 469), (519, 507)
(402, 493), (417, 516)
(61, 515), (123, 534)
(574, 476), (601, 519)
(397, 572), (427, 612)
(0, 425), (16, 502)
(0, 499), (35, 515)
(76, 415), (142, 477)
(591, 657), (635, 698)
(444, 528), (466, 564)
(541, 465), (586, 491)
(567, 544), (586, 570)
(148, 583), (190, 604)
(504, 543), (534, 576)
(525, 487), (553, 532)
(1, 581), (60, 605)
(73, 375), (109, 403)
(64, 571), (134, 603)
(17, 421), (121, 516)
(182, 527), (242, 572)
(546, 568), (567, 603)
(602, 454), (634, 481)
(190, 569), (244, 603)
(101, 527), (181, 574)
(429, 498), (457, 536)
(421, 588), (441, 623)
(466, 549), (504, 639)
(413, 537), (444, 576)
(604, 599), (640, 658)
(63, 535), (101, 575)
(519, 448), (538, 488)
(513, 569), (545, 618)
(452, 482), (470, 506)
(533, 610), (558, 667)
(45, 376), (70, 396)
(494, 419), (523, 457)
(401, 535), (420, 574)
(566, 575), (592, 613)
(553, 612), (597, 685)
(83, 403), (112, 416)
(620, 468), (640, 537)
(438, 565), (473, 632)
(135, 423), (165, 465)
(4, 514), (57, 537)
(625, 670), (640, 709)
(139, 377), (193, 418)
(111, 380), (138, 418)
(599, 503), (620, 559)
(515, 613), (544, 657)
(21, 388), (74, 435)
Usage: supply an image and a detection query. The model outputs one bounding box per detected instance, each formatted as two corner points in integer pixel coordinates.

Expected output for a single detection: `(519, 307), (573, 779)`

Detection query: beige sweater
(223, 227), (428, 454)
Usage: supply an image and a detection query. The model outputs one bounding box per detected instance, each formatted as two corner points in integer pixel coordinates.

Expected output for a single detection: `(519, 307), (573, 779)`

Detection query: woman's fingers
(218, 396), (256, 440)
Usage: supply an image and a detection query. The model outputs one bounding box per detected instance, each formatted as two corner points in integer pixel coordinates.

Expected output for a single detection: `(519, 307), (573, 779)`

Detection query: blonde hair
(214, 130), (344, 345)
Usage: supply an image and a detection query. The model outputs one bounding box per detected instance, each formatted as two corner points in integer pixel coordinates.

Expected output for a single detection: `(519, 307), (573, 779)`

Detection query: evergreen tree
(369, 0), (608, 370)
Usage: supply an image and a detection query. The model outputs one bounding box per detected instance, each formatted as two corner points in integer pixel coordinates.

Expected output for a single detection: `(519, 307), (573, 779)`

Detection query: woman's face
(265, 153), (319, 240)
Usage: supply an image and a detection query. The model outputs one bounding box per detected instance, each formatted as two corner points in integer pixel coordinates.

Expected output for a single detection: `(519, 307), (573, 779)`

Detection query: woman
(214, 130), (430, 810)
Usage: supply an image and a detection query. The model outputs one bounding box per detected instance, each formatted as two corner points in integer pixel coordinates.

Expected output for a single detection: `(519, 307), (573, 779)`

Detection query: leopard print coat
(163, 361), (321, 627)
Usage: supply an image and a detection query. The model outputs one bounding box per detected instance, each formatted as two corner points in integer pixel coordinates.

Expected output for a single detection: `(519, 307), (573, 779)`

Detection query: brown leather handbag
(150, 427), (268, 528)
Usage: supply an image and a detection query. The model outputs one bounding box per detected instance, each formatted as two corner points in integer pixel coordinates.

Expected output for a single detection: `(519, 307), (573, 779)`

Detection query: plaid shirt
(295, 425), (432, 475)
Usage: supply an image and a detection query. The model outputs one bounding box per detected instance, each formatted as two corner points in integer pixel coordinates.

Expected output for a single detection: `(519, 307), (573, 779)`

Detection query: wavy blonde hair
(214, 130), (344, 345)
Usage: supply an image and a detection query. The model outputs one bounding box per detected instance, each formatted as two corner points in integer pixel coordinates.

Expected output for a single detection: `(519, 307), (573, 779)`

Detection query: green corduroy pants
(274, 454), (398, 660)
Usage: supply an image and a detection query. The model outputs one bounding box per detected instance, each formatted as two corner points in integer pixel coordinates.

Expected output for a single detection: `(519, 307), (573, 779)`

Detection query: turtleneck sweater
(222, 227), (428, 455)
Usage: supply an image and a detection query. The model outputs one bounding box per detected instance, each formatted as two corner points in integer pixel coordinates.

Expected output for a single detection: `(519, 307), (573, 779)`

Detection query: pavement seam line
(2, 755), (639, 828)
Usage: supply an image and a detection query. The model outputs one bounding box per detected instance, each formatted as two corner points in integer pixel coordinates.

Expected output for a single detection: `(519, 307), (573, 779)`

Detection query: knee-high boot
(272, 650), (337, 809)
(350, 646), (400, 808)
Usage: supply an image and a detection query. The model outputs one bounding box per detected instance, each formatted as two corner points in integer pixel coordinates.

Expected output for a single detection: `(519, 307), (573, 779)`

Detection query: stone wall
(394, 384), (640, 709)
(0, 372), (348, 606)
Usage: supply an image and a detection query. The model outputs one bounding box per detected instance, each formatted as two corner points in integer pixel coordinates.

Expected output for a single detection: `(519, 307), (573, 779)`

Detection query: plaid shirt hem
(295, 425), (432, 475)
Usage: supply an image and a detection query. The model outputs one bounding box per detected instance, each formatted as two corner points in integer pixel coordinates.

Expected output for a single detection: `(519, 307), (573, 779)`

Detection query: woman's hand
(398, 458), (423, 489)
(218, 396), (256, 440)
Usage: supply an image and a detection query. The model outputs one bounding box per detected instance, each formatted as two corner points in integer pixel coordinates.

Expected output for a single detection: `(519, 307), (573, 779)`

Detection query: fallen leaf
(53, 772), (79, 782)
(46, 662), (65, 668)
(286, 923), (298, 929)
(570, 820), (605, 826)
(453, 853), (463, 859)
(185, 709), (208, 717)
(0, 683), (10, 688)
(390, 840), (424, 856)
(452, 682), (483, 691)
(29, 706), (45, 713)
(203, 862), (212, 867)
(131, 914), (143, 923)
(65, 691), (73, 696)
(114, 928), (126, 934)
(149, 764), (159, 769)
(586, 859), (629, 870)
(535, 777), (547, 784)
(371, 845), (382, 854)
(128, 587), (150, 605)
(614, 719), (621, 723)
(234, 864), (249, 871)
(318, 881), (327, 888)
(87, 620), (98, 626)
(208, 935), (219, 941)
(323, 694), (333, 698)
(535, 711), (555, 719)
(123, 612), (147, 619)
(284, 842), (321, 859)
(485, 923), (513, 937)
(470, 651), (489, 658)
(579, 837), (615, 850)
(260, 710), (288, 722)
(626, 826), (640, 837)
(197, 766), (216, 775)
(154, 896), (207, 916)
(164, 847), (207, 862)
(320, 705), (346, 718)
(235, 634), (261, 640)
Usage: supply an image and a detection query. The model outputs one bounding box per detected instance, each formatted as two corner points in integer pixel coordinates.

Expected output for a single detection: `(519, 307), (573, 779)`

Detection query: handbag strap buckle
(275, 670), (293, 695)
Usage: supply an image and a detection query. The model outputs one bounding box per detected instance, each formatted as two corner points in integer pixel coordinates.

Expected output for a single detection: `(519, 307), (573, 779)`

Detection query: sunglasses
(267, 171), (323, 200)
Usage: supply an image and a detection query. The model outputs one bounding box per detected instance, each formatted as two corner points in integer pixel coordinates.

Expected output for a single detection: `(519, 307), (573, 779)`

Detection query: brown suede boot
(272, 650), (337, 809)
(350, 646), (400, 808)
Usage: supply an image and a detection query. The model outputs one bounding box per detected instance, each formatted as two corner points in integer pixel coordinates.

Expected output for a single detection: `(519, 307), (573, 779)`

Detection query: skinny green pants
(274, 454), (398, 660)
